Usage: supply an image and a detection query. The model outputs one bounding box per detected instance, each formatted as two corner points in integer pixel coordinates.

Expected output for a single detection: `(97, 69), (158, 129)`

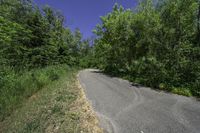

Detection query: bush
(129, 57), (166, 88)
(192, 79), (200, 97)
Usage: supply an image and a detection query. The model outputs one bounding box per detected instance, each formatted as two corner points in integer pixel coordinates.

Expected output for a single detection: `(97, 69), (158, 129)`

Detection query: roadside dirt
(74, 75), (103, 133)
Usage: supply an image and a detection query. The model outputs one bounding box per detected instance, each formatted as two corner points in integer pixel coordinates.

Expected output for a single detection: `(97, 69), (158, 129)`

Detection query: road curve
(78, 69), (200, 133)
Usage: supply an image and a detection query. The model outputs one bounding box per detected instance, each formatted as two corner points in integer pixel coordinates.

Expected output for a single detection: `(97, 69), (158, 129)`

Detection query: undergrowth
(0, 65), (70, 121)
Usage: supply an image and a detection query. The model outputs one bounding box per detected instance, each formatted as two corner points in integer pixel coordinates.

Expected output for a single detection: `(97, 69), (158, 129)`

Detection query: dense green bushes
(91, 0), (200, 97)
(127, 57), (166, 88)
(0, 65), (71, 121)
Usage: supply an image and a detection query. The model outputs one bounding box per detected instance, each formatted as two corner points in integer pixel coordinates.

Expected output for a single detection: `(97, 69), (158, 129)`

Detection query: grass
(0, 65), (70, 121)
(0, 66), (102, 133)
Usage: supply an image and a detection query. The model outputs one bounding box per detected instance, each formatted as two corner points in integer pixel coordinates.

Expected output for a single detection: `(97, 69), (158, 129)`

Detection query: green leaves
(0, 0), (88, 68)
(93, 0), (200, 97)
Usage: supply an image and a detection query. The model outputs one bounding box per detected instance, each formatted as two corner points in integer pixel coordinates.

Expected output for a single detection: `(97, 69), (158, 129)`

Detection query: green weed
(0, 65), (69, 121)
(171, 87), (192, 97)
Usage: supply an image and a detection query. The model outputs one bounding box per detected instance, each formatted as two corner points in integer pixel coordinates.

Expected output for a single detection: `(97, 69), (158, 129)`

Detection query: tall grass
(0, 65), (71, 121)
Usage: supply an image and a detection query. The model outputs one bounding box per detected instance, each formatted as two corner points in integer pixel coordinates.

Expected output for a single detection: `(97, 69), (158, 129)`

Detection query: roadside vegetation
(0, 0), (100, 132)
(86, 0), (200, 97)
(0, 69), (102, 133)
(0, 65), (70, 121)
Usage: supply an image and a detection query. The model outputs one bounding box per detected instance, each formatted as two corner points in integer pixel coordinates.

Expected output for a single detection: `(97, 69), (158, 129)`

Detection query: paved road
(78, 69), (200, 133)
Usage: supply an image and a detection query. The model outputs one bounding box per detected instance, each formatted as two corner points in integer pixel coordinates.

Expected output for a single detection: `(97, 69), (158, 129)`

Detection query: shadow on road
(91, 69), (144, 88)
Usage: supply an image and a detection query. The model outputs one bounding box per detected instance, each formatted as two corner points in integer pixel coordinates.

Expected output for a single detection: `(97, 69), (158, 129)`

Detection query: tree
(0, 0), (86, 68)
(92, 0), (200, 96)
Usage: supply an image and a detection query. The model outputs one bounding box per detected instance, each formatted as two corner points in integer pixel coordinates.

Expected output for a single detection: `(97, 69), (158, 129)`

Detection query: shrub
(192, 79), (200, 97)
(129, 57), (166, 88)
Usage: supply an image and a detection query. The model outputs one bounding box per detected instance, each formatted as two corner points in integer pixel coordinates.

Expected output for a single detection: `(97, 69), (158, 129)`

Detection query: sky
(34, 0), (138, 39)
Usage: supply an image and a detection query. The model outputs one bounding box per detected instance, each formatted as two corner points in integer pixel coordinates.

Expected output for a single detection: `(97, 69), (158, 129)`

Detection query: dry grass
(0, 70), (103, 133)
(71, 78), (103, 133)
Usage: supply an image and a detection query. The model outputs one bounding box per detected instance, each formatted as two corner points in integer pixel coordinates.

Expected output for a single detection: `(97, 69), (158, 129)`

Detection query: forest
(0, 0), (200, 129)
(0, 0), (90, 121)
(89, 0), (200, 97)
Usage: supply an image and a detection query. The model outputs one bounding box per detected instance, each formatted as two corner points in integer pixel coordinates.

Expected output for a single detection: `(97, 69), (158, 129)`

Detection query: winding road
(78, 69), (200, 133)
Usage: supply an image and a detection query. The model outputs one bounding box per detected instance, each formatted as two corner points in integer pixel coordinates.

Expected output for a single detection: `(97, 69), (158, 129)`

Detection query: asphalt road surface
(78, 69), (200, 133)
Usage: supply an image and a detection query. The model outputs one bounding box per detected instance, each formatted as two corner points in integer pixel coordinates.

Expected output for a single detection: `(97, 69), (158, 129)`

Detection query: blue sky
(34, 0), (138, 39)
